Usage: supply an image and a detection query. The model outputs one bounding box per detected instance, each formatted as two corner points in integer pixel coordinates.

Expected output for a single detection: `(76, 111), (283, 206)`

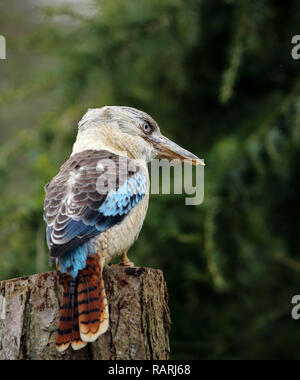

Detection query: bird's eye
(142, 122), (151, 133)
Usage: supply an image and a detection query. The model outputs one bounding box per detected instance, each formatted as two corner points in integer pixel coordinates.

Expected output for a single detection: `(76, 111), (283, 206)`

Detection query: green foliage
(1, 0), (300, 359)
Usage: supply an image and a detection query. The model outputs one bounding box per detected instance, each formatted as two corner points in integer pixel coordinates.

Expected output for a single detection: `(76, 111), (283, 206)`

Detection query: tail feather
(70, 292), (87, 351)
(56, 276), (87, 352)
(56, 255), (108, 352)
(77, 256), (109, 343)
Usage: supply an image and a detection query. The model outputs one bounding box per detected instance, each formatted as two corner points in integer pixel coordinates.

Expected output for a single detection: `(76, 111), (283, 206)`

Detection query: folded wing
(44, 150), (147, 259)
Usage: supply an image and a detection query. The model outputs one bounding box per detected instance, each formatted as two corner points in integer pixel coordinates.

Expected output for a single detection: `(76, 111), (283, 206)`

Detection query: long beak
(151, 135), (205, 166)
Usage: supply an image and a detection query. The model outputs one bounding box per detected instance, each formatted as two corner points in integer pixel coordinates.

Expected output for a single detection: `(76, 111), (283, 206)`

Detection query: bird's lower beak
(152, 135), (205, 166)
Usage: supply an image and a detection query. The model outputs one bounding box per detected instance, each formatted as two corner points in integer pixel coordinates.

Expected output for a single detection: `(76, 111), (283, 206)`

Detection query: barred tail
(77, 256), (109, 343)
(56, 276), (87, 352)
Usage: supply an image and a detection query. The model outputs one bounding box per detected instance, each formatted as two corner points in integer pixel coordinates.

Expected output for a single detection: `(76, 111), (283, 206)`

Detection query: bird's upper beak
(149, 135), (205, 166)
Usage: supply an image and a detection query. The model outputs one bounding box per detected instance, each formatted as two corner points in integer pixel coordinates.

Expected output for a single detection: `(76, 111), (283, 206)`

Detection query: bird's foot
(120, 260), (135, 267)
(111, 251), (135, 268)
(110, 261), (135, 268)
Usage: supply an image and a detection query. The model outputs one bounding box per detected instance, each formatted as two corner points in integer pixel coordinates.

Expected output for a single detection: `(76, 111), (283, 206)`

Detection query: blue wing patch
(99, 172), (147, 216)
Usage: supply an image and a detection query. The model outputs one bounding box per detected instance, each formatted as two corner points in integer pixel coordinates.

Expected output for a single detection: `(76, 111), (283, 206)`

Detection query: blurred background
(0, 0), (300, 359)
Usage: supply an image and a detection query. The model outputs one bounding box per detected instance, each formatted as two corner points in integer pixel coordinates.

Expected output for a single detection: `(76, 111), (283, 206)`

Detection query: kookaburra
(44, 106), (204, 352)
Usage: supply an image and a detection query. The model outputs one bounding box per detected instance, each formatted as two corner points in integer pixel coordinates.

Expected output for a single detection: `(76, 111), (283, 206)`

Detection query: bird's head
(73, 106), (204, 166)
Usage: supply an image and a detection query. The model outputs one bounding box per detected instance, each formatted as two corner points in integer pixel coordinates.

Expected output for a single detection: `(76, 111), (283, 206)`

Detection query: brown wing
(44, 150), (146, 259)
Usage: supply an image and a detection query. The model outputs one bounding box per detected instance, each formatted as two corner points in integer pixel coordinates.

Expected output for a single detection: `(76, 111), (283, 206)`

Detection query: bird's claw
(111, 260), (135, 268)
(111, 251), (135, 268)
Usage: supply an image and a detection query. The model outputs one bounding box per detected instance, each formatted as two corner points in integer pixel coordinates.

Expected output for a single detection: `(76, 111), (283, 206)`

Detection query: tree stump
(0, 267), (171, 360)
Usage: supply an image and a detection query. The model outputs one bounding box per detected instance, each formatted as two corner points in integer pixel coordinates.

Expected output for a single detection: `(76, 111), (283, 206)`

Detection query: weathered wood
(0, 267), (171, 360)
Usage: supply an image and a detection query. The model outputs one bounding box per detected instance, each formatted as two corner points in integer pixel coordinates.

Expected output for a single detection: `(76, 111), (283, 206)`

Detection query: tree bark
(0, 267), (171, 360)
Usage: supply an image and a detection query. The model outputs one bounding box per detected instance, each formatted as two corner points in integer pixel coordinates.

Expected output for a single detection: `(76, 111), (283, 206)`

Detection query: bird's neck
(72, 125), (150, 168)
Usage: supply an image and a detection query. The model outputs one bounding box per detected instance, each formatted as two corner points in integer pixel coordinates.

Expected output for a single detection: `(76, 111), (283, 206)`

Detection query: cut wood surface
(0, 267), (171, 360)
